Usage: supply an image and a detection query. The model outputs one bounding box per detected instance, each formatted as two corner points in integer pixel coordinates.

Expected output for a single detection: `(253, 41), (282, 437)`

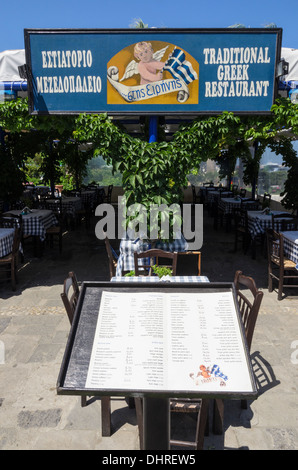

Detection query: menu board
(85, 290), (254, 394)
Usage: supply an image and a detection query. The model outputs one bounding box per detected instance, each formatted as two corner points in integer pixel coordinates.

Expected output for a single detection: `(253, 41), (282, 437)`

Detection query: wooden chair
(262, 193), (271, 209)
(0, 220), (23, 291)
(213, 270), (264, 434)
(103, 185), (113, 203)
(134, 249), (178, 276)
(60, 271), (112, 436)
(60, 271), (80, 324)
(104, 234), (119, 279)
(169, 398), (210, 450)
(271, 213), (298, 232)
(233, 208), (250, 254)
(266, 229), (298, 301)
(177, 251), (201, 275)
(45, 199), (63, 253)
(241, 198), (261, 211)
(191, 185), (200, 204)
(134, 390), (210, 450)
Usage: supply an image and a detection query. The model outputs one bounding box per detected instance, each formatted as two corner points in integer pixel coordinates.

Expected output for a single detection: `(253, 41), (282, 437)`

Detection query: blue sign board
(24, 28), (282, 115)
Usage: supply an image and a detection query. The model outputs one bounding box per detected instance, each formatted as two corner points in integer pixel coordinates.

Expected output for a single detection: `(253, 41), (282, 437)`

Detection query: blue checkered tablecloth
(207, 191), (233, 203)
(247, 211), (296, 239)
(0, 228), (15, 258)
(111, 276), (209, 282)
(218, 197), (257, 214)
(115, 236), (189, 276)
(281, 231), (298, 269)
(80, 190), (97, 208)
(5, 209), (58, 241)
(47, 197), (82, 217)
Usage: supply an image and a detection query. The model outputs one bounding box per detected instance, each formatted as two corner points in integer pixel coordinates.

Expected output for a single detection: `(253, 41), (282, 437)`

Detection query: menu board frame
(57, 281), (257, 400)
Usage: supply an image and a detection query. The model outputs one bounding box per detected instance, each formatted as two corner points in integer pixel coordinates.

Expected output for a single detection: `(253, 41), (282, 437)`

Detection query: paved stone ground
(0, 209), (297, 450)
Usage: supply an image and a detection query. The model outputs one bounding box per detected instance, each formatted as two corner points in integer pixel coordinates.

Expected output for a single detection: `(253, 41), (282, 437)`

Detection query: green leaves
(2, 96), (298, 214)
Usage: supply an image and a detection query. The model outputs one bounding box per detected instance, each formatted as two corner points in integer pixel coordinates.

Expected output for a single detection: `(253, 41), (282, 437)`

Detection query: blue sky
(1, 0), (298, 52)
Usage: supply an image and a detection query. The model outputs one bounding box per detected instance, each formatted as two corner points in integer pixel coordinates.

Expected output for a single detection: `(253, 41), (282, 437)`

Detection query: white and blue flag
(164, 48), (198, 85)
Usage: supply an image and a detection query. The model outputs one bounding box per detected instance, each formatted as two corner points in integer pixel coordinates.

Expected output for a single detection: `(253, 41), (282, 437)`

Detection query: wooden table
(57, 281), (257, 450)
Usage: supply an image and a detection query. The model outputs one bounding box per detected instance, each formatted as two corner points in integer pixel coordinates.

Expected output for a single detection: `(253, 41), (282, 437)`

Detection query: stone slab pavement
(0, 213), (297, 450)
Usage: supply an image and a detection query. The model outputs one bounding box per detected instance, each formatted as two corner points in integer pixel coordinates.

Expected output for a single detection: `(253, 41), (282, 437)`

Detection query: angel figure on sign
(120, 42), (169, 85)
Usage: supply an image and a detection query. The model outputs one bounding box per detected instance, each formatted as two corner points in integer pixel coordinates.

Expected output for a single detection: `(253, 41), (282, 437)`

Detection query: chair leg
(268, 265), (273, 292)
(213, 398), (224, 435)
(11, 260), (16, 291)
(195, 399), (210, 450)
(81, 396), (87, 407)
(277, 265), (285, 300)
(101, 396), (112, 436)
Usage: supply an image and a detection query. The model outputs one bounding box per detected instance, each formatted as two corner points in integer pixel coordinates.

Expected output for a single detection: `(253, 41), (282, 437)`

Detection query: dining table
(46, 197), (82, 218)
(111, 275), (210, 283)
(206, 190), (233, 204)
(0, 227), (15, 258)
(247, 210), (296, 239)
(57, 280), (257, 450)
(80, 190), (98, 208)
(4, 209), (58, 242)
(218, 197), (258, 215)
(115, 235), (189, 277)
(281, 231), (298, 268)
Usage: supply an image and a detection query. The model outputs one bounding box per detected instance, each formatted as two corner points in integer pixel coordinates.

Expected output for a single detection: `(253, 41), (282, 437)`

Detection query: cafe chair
(241, 198), (261, 211)
(0, 221), (23, 291)
(231, 184), (238, 195)
(262, 193), (271, 209)
(233, 208), (250, 254)
(191, 185), (200, 204)
(177, 251), (201, 276)
(60, 271), (80, 324)
(103, 185), (113, 204)
(213, 270), (264, 434)
(45, 199), (63, 253)
(46, 223), (63, 253)
(266, 229), (298, 301)
(170, 398), (210, 450)
(104, 234), (119, 279)
(134, 396), (210, 450)
(271, 213), (298, 232)
(134, 249), (178, 276)
(60, 271), (112, 436)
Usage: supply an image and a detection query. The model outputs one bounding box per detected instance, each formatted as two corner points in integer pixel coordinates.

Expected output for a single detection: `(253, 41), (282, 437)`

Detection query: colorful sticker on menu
(190, 364), (228, 387)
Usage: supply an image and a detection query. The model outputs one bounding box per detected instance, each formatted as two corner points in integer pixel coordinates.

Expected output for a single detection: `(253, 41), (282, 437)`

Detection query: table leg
(143, 397), (170, 450)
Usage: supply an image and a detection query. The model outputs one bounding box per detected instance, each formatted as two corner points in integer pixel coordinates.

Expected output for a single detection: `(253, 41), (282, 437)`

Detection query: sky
(1, 0), (298, 52)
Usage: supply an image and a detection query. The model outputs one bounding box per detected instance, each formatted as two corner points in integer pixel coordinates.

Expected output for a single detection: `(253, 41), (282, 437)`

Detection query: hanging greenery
(1, 96), (298, 213)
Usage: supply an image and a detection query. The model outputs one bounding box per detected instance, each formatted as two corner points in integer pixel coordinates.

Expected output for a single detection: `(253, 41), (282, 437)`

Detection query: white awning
(0, 49), (25, 81)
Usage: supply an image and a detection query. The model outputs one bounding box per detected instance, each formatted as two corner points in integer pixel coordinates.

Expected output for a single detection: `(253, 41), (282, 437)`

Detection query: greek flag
(164, 48), (198, 85)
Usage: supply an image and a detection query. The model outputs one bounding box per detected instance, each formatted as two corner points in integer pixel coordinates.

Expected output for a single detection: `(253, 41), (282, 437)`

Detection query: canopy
(0, 49), (25, 81)
(281, 47), (298, 82)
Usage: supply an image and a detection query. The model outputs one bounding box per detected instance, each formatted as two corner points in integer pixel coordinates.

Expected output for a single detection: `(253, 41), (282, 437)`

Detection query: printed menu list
(85, 291), (254, 394)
